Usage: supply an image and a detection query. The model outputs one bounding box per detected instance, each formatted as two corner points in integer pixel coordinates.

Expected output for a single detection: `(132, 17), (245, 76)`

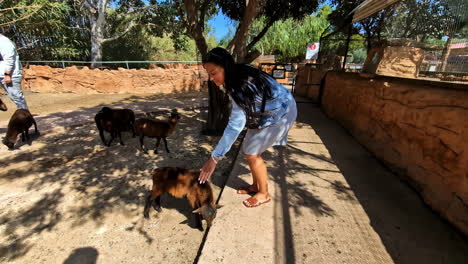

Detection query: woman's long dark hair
(202, 47), (273, 115)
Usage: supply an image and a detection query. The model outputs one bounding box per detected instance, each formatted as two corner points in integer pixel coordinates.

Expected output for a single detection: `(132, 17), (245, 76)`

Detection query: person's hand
(198, 157), (218, 184)
(3, 75), (12, 85)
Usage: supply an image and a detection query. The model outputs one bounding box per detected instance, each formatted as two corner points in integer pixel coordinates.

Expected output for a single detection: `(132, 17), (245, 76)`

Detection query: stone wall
(22, 65), (208, 94)
(321, 72), (468, 235)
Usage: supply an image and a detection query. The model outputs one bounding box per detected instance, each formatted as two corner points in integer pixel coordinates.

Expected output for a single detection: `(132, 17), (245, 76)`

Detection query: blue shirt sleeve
(211, 98), (246, 159)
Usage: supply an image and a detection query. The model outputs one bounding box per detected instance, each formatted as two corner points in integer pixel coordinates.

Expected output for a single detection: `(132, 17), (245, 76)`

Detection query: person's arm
(211, 99), (246, 159)
(0, 39), (16, 85)
(198, 99), (246, 183)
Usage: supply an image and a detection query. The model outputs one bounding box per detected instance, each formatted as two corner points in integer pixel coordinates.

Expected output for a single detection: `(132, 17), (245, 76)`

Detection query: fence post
(126, 61), (129, 69)
(62, 61), (65, 69)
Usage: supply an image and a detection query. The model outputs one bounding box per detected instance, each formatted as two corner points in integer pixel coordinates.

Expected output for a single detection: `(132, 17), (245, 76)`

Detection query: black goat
(94, 107), (135, 146)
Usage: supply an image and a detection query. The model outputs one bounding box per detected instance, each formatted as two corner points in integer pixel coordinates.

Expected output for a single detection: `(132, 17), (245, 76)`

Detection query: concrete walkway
(199, 100), (468, 263)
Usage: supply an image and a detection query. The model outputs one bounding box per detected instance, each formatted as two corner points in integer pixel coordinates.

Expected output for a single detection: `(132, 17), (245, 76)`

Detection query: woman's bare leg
(245, 154), (269, 201)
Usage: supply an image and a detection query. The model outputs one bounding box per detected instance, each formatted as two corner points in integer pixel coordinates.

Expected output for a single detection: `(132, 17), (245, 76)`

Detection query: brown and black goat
(2, 109), (38, 149)
(134, 112), (180, 153)
(94, 107), (135, 146)
(143, 167), (222, 229)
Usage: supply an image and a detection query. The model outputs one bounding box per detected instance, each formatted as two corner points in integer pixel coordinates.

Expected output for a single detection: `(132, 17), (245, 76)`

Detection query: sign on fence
(306, 43), (320, 60)
(272, 69), (286, 79)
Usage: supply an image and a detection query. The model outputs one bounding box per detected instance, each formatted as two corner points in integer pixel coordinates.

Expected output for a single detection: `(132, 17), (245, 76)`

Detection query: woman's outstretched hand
(199, 157), (218, 184)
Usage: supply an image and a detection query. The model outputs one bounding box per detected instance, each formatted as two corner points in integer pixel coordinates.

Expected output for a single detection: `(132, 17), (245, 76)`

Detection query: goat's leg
(25, 129), (31, 145)
(131, 123), (136, 138)
(191, 210), (203, 230)
(192, 202), (203, 230)
(143, 189), (162, 219)
(139, 135), (147, 153)
(152, 195), (162, 212)
(163, 138), (170, 153)
(118, 131), (124, 145)
(197, 213), (203, 230)
(107, 131), (116, 147)
(188, 197), (203, 230)
(154, 138), (161, 154)
(98, 129), (108, 146)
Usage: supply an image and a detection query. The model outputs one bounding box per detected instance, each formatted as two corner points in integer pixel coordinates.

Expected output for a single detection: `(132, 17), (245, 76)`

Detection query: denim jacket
(212, 75), (294, 159)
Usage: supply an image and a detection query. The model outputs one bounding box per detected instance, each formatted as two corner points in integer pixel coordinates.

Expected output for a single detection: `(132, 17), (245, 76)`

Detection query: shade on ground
(199, 100), (468, 264)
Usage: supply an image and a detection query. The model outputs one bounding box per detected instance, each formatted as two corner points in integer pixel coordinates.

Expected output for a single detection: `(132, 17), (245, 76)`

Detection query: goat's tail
(32, 118), (38, 134)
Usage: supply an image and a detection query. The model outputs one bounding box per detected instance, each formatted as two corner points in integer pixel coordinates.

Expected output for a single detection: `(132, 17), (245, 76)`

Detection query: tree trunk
(183, 0), (208, 56)
(90, 18), (103, 68)
(203, 82), (230, 136)
(226, 0), (261, 63)
(204, 0), (263, 134)
(88, 0), (107, 68)
(246, 18), (275, 52)
(90, 37), (103, 68)
(440, 36), (453, 73)
(179, 0), (229, 135)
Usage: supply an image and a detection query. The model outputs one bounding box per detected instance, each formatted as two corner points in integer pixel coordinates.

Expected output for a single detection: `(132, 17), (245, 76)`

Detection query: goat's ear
(215, 204), (223, 209)
(192, 207), (203, 214)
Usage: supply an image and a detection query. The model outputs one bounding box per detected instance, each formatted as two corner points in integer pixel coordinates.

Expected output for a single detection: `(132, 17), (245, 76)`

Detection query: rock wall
(321, 72), (468, 235)
(22, 65), (208, 94)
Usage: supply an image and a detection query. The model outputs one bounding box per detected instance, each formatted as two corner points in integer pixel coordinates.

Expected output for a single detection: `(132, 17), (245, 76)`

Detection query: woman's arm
(199, 98), (246, 183)
(211, 99), (246, 159)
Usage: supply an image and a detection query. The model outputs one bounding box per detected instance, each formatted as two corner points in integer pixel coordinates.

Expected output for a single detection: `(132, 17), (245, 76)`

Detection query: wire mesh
(319, 0), (468, 83)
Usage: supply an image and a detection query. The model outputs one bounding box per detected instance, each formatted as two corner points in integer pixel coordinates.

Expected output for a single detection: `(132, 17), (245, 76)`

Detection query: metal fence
(21, 60), (201, 70)
(319, 0), (468, 83)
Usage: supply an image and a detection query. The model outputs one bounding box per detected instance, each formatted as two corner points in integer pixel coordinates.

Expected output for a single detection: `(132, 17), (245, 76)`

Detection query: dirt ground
(0, 91), (240, 263)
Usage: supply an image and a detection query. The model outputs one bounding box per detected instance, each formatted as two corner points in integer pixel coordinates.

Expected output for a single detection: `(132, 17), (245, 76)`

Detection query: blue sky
(208, 10), (234, 41)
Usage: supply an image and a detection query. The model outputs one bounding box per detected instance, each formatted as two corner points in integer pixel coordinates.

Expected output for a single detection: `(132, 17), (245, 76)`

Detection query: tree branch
(183, 0), (208, 55)
(227, 0), (261, 61)
(126, 4), (158, 15)
(198, 0), (210, 30)
(83, 0), (96, 8)
(246, 18), (275, 52)
(81, 0), (98, 14)
(244, 49), (261, 64)
(75, 0), (97, 15)
(103, 21), (137, 42)
(0, 6), (43, 27)
(174, 0), (188, 28)
(0, 5), (43, 12)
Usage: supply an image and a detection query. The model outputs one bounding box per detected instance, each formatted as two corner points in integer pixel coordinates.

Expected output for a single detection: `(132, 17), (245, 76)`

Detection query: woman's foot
(237, 185), (258, 195)
(243, 193), (271, 208)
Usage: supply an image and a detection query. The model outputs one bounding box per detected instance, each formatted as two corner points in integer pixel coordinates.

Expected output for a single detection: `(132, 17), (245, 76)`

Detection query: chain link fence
(319, 0), (468, 83)
(21, 60), (201, 70)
